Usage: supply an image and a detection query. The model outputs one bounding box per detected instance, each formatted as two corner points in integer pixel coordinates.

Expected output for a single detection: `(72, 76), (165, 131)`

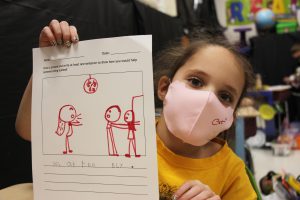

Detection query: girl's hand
(173, 180), (221, 200)
(39, 19), (79, 48)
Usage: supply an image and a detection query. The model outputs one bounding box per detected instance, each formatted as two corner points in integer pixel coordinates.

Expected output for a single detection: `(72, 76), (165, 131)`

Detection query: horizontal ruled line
(44, 180), (147, 187)
(45, 189), (148, 196)
(44, 172), (147, 178)
(111, 51), (140, 55)
(43, 165), (147, 170)
(43, 70), (142, 80)
(49, 56), (84, 61)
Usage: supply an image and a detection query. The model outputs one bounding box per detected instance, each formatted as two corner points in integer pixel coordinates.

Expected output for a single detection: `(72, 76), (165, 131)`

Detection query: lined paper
(32, 35), (159, 200)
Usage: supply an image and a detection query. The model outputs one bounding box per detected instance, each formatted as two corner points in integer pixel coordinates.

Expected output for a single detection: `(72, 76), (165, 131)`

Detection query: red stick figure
(55, 105), (82, 154)
(104, 105), (127, 156)
(124, 95), (143, 158)
(124, 110), (141, 157)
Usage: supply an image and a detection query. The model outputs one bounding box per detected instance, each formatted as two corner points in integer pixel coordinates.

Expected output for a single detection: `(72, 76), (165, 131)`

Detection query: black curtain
(177, 0), (224, 35)
(249, 32), (300, 85)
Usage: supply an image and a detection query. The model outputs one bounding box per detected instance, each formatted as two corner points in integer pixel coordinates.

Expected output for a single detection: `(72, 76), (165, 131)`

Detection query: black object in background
(249, 32), (300, 85)
(177, 0), (224, 35)
(249, 32), (300, 122)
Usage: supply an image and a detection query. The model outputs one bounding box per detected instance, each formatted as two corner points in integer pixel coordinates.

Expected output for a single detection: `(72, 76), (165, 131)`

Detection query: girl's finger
(49, 19), (63, 45)
(191, 190), (215, 200)
(39, 26), (56, 47)
(179, 184), (205, 200)
(173, 181), (193, 199)
(174, 181), (206, 200)
(70, 25), (79, 43)
(59, 21), (71, 47)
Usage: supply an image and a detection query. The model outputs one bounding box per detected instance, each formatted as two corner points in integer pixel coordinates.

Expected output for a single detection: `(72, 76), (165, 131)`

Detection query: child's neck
(156, 116), (222, 159)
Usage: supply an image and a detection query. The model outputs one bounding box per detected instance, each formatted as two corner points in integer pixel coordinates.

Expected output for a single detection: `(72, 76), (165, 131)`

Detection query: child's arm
(111, 123), (129, 129)
(15, 77), (33, 141)
(15, 19), (79, 141)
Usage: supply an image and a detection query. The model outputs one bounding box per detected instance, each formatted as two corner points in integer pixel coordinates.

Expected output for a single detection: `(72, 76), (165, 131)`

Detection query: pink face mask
(163, 81), (234, 146)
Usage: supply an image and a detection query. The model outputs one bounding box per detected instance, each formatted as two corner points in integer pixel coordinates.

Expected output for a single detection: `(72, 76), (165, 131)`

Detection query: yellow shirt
(157, 135), (257, 200)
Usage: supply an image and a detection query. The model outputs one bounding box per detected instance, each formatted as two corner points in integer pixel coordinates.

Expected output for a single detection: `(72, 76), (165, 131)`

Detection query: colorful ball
(255, 8), (276, 29)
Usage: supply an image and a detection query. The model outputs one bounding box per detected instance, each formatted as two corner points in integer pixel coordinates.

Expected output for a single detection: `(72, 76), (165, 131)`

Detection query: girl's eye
(187, 77), (204, 88)
(219, 92), (233, 104)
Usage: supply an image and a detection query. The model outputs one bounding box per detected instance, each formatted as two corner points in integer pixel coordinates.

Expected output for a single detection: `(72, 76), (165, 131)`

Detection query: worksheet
(32, 35), (159, 200)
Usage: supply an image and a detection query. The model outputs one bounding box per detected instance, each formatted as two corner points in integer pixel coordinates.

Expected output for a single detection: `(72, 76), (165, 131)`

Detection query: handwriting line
(49, 56), (84, 61)
(44, 180), (147, 187)
(45, 189), (148, 196)
(111, 51), (140, 55)
(44, 172), (147, 178)
(44, 165), (146, 170)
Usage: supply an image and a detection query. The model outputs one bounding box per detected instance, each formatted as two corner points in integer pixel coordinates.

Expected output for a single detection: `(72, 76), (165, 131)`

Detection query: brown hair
(154, 30), (255, 109)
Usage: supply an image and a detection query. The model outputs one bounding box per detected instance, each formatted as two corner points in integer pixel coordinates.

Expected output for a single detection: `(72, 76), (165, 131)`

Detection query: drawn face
(84, 76), (98, 94)
(172, 46), (244, 109)
(124, 110), (134, 122)
(59, 105), (77, 122)
(105, 105), (121, 122)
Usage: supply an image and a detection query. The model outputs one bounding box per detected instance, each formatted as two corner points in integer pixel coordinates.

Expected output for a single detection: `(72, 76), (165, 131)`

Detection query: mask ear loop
(166, 78), (172, 89)
(162, 78), (172, 108)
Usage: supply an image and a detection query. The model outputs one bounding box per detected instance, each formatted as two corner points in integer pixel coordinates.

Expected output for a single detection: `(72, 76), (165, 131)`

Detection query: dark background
(1, 0), (300, 189)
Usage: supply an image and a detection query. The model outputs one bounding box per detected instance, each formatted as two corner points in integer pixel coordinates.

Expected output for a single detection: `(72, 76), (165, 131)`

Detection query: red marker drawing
(83, 74), (98, 94)
(104, 105), (127, 156)
(104, 95), (143, 157)
(124, 95), (143, 158)
(55, 105), (82, 154)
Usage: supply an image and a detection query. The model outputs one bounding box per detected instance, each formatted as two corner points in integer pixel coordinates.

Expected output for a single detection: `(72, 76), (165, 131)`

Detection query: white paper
(32, 35), (159, 200)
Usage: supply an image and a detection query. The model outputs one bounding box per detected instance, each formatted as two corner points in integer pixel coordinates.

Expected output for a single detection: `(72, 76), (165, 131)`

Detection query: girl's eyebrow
(187, 69), (209, 77)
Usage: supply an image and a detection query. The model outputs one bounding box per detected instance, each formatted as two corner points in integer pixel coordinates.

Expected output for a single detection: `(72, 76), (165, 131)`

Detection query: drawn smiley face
(59, 105), (77, 122)
(124, 110), (134, 122)
(84, 76), (98, 94)
(105, 105), (121, 122)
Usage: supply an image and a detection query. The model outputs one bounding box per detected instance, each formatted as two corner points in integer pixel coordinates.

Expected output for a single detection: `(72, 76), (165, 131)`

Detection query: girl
(15, 20), (257, 200)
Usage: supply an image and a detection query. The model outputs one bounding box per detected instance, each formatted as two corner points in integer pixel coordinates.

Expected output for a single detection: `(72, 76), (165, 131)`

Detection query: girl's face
(172, 45), (245, 109)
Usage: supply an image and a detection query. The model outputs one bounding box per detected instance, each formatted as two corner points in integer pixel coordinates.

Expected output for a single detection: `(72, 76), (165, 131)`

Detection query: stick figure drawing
(55, 104), (82, 154)
(104, 105), (127, 156)
(124, 95), (143, 158)
(104, 95), (143, 157)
